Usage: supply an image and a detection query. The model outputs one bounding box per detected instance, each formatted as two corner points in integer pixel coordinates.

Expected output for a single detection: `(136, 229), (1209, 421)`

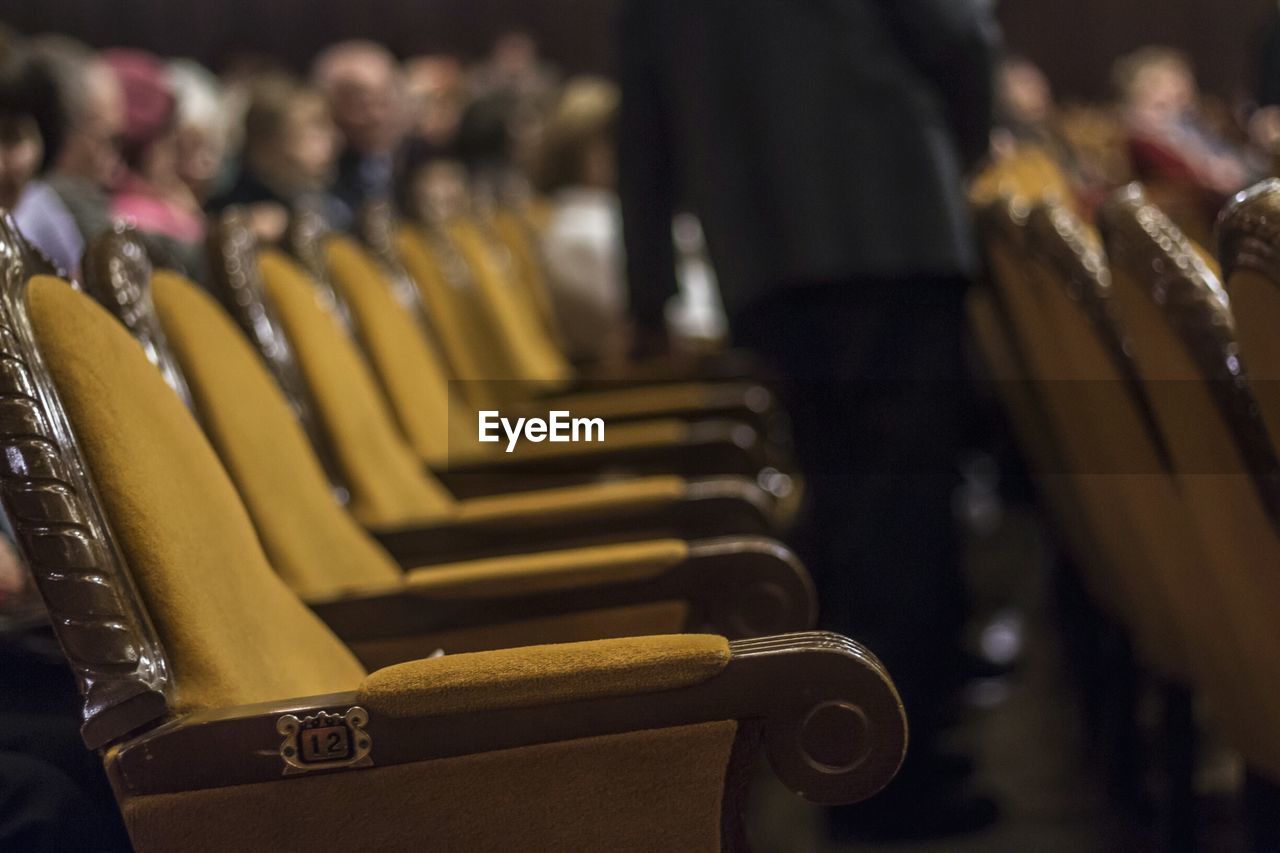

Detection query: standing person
(617, 0), (999, 839)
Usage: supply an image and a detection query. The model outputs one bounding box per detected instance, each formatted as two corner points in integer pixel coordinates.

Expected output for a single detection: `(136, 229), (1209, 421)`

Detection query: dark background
(1, 0), (1276, 100)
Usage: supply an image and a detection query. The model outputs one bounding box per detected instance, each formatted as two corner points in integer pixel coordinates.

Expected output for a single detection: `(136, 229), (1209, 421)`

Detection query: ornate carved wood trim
(81, 225), (195, 411)
(355, 199), (436, 327)
(1025, 200), (1174, 472)
(1218, 178), (1280, 285)
(284, 203), (355, 333)
(1099, 184), (1280, 534)
(205, 208), (350, 505)
(0, 214), (171, 748)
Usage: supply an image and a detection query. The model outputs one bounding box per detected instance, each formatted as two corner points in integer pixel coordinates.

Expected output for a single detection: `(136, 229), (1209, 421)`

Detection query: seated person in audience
(27, 37), (124, 248)
(106, 50), (206, 272)
(312, 40), (406, 227)
(1115, 47), (1259, 205)
(0, 50), (86, 275)
(533, 77), (629, 366)
(208, 74), (343, 241)
(168, 59), (230, 206)
(404, 54), (465, 156)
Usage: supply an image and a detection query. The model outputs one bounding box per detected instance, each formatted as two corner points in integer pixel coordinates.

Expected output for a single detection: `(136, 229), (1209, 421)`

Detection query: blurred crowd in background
(1, 23), (1279, 371)
(0, 27), (725, 372)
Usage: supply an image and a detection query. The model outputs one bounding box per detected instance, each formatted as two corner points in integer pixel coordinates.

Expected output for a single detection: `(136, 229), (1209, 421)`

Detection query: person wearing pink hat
(105, 49), (206, 273)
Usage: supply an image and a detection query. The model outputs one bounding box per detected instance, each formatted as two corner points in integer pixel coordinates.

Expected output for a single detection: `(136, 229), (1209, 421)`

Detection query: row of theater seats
(0, 192), (907, 850)
(971, 151), (1280, 842)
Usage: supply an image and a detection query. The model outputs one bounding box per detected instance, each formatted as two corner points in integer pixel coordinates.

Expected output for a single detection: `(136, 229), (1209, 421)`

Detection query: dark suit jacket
(618, 0), (1000, 321)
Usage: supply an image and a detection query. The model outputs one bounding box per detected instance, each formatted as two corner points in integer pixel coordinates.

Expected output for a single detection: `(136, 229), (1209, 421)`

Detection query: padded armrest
(357, 634), (731, 718)
(109, 632), (906, 808)
(400, 540), (688, 598)
(311, 536), (815, 645)
(372, 477), (775, 565)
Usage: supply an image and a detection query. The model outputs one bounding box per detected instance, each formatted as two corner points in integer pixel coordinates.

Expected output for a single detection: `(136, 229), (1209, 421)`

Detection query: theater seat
(394, 218), (788, 443)
(73, 242), (818, 650)
(1099, 184), (1280, 782)
(321, 229), (784, 499)
(0, 249), (904, 850)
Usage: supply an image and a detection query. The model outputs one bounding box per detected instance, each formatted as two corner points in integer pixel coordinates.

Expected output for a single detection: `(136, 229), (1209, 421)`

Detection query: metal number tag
(277, 707), (373, 775)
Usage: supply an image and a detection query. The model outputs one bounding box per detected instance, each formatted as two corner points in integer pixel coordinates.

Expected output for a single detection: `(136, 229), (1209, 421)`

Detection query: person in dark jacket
(617, 0), (1000, 839)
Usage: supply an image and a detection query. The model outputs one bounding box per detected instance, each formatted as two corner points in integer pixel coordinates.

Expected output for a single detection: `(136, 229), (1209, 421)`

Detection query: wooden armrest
(108, 632), (905, 805)
(310, 536), (816, 644)
(529, 382), (786, 445)
(373, 477), (775, 564)
(438, 421), (774, 497)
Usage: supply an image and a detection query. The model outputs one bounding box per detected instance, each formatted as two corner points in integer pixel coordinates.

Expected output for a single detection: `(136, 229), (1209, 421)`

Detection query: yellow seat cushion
(455, 476), (687, 524)
(358, 633), (730, 718)
(151, 271), (404, 600)
(257, 249), (456, 528)
(27, 276), (367, 711)
(404, 539), (689, 598)
(325, 235), (470, 467)
(492, 207), (561, 343)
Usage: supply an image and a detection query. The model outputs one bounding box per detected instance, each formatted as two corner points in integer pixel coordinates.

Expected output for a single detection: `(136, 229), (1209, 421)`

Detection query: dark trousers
(734, 277), (971, 763)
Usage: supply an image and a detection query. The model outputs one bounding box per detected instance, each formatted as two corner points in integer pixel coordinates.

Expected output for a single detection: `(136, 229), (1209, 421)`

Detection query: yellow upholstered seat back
(257, 249), (455, 529)
(446, 217), (572, 388)
(27, 276), (367, 712)
(395, 225), (506, 410)
(151, 271), (403, 599)
(491, 207), (562, 346)
(324, 235), (472, 467)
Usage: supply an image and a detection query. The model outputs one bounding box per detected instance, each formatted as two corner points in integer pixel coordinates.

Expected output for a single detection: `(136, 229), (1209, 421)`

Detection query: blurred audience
(30, 39), (124, 251)
(168, 58), (229, 205)
(0, 49), (83, 274)
(534, 77), (627, 364)
(311, 39), (406, 226)
(105, 49), (206, 272)
(1115, 47), (1259, 202)
(208, 74), (341, 240)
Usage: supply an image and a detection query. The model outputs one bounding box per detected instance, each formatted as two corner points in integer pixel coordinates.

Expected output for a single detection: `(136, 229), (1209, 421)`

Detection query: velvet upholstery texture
(151, 271), (404, 599)
(348, 601), (690, 667)
(403, 539), (688, 597)
(358, 633), (730, 717)
(122, 722), (738, 853)
(324, 233), (465, 466)
(27, 276), (368, 711)
(446, 216), (573, 387)
(396, 225), (512, 394)
(257, 248), (457, 527)
(324, 233), (699, 466)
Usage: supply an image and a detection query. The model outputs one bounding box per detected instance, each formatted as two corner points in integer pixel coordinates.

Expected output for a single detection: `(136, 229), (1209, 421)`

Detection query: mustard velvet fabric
(324, 234), (469, 466)
(492, 207), (561, 341)
(257, 248), (456, 528)
(27, 276), (367, 711)
(358, 633), (730, 718)
(150, 271), (404, 599)
(395, 225), (511, 394)
(349, 601), (690, 667)
(446, 217), (572, 387)
(403, 539), (689, 598)
(122, 722), (738, 853)
(455, 476), (686, 523)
